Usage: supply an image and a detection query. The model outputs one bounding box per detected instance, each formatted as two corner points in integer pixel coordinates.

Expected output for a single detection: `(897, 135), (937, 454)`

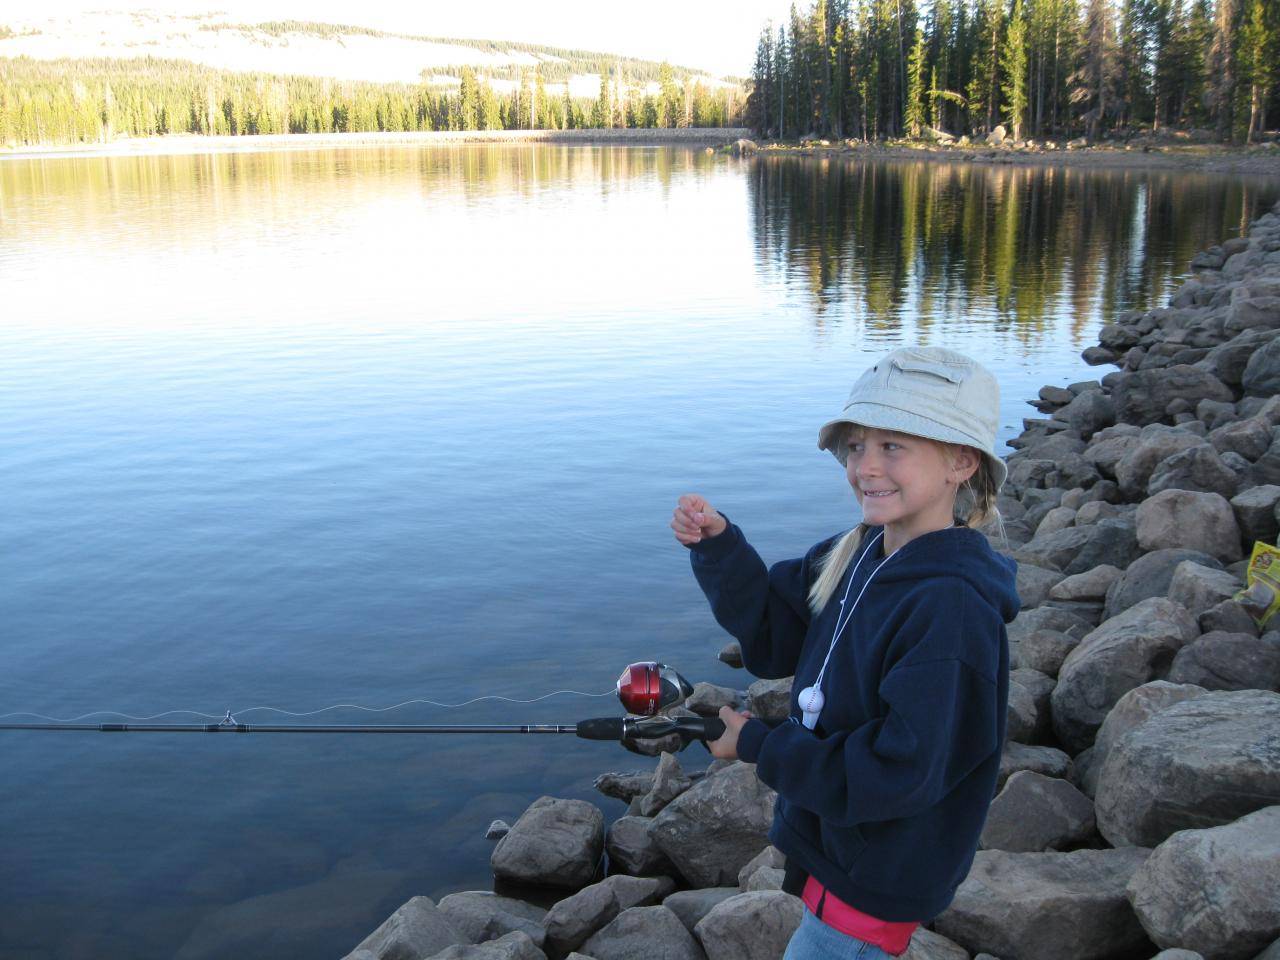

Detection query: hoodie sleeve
(736, 577), (1005, 826)
(688, 521), (833, 680)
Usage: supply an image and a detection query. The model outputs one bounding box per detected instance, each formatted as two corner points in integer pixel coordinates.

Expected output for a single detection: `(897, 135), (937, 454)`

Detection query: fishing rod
(0, 662), (728, 751)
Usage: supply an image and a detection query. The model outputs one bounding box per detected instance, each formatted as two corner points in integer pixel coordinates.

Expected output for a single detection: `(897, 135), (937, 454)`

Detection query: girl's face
(845, 426), (979, 553)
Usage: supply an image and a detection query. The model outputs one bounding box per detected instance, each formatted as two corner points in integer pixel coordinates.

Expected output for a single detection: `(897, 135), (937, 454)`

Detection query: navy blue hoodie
(689, 521), (1019, 923)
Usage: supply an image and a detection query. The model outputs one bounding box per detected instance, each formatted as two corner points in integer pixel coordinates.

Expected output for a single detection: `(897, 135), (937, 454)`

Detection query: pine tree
(905, 27), (927, 136)
(1002, 0), (1030, 139)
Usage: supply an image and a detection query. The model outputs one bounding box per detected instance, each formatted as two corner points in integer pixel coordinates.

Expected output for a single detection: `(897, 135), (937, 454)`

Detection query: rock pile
(344, 200), (1280, 960)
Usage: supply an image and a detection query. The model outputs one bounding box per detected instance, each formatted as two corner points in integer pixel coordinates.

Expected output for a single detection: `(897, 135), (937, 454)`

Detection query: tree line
(746, 0), (1279, 143)
(0, 57), (745, 147)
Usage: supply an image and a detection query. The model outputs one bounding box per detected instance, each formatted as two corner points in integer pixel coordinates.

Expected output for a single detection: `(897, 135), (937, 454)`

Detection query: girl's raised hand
(671, 494), (727, 545)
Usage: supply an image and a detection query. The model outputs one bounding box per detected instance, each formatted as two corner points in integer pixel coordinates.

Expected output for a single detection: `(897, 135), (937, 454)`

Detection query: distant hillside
(0, 10), (740, 97)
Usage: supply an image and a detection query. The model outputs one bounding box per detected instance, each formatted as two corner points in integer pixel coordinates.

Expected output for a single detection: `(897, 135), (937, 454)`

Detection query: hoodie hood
(863, 523), (1021, 625)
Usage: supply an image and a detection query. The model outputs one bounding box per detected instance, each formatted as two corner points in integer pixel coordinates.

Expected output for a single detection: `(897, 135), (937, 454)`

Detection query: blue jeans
(783, 909), (898, 960)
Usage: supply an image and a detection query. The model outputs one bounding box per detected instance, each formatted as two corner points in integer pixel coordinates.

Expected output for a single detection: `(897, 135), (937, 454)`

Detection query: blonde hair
(806, 435), (1004, 614)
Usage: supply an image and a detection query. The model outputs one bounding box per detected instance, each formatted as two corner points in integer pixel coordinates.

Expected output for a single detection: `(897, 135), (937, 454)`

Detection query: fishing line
(0, 687), (619, 725)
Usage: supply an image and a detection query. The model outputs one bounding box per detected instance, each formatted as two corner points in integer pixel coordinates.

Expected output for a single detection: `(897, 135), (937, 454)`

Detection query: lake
(1, 144), (1276, 960)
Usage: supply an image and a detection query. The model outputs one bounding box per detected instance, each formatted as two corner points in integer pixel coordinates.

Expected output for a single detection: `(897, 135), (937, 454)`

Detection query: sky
(5, 1), (802, 78)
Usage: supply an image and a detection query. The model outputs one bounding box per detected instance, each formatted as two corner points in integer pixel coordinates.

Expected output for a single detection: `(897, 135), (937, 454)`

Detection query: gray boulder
(636, 753), (692, 817)
(424, 932), (546, 960)
(1254, 938), (1280, 960)
(745, 678), (792, 723)
(1008, 606), (1095, 644)
(1105, 548), (1223, 620)
(1127, 806), (1280, 959)
(606, 816), (675, 877)
(718, 642), (743, 668)
(595, 772), (655, 803)
(737, 845), (785, 891)
(998, 742), (1073, 792)
(1116, 429), (1206, 500)
(1051, 597), (1200, 752)
(1232, 485), (1280, 545)
(1089, 681), (1209, 795)
(1199, 328), (1275, 386)
(979, 772), (1096, 852)
(1199, 598), (1260, 636)
(543, 875), (674, 956)
(693, 891), (803, 960)
(648, 761), (775, 888)
(1210, 418), (1273, 461)
(1095, 689), (1280, 846)
(1137, 489), (1243, 562)
(902, 928), (972, 959)
(1067, 517), (1142, 574)
(580, 906), (705, 960)
(1167, 631), (1280, 691)
(437, 893), (548, 949)
(1147, 444), (1240, 498)
(1112, 366), (1233, 427)
(347, 897), (466, 960)
(685, 683), (742, 716)
(1243, 337), (1280, 396)
(934, 848), (1153, 960)
(1049, 564), (1123, 603)
(1057, 390), (1116, 439)
(1017, 629), (1081, 678)
(661, 889), (741, 935)
(491, 797), (605, 889)
(1085, 433), (1142, 479)
(1016, 564), (1066, 609)
(1167, 561), (1243, 617)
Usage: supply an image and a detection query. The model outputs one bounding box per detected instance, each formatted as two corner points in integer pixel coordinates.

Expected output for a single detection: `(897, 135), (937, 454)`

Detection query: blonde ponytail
(808, 524), (867, 615)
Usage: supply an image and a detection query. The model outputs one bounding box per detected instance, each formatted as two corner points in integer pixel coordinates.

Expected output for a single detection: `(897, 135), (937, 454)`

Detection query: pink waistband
(801, 876), (919, 955)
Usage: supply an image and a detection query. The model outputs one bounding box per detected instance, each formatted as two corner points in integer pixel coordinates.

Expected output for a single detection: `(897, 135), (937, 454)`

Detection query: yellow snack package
(1234, 542), (1280, 628)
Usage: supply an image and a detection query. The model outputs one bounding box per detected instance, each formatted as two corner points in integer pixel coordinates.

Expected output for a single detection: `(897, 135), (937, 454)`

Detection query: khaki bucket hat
(817, 346), (1008, 490)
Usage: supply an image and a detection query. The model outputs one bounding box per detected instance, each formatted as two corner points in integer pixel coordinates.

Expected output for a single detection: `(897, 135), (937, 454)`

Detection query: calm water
(2, 145), (1276, 960)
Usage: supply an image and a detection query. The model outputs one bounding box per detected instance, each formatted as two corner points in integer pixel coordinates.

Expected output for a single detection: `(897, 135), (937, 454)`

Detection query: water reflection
(748, 156), (1279, 340)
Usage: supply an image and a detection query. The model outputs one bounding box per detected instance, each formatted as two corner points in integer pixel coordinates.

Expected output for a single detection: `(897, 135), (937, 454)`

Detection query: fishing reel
(575, 662), (726, 752)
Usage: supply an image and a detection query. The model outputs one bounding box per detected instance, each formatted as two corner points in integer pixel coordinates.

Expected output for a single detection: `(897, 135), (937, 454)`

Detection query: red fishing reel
(616, 662), (695, 717)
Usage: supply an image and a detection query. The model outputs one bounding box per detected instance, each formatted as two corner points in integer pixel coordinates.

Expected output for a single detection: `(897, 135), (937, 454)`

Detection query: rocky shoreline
(341, 200), (1280, 960)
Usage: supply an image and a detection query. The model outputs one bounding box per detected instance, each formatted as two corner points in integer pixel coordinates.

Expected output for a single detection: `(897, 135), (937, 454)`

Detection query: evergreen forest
(746, 0), (1280, 142)
(0, 55), (744, 147)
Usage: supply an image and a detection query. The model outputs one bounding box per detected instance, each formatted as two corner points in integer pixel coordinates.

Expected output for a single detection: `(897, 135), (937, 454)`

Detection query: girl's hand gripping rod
(0, 662), (728, 752)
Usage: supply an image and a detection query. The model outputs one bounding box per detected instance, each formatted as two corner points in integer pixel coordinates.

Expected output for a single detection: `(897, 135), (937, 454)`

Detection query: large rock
(661, 889), (741, 935)
(979, 772), (1096, 852)
(424, 932), (545, 960)
(1057, 390), (1116, 439)
(1166, 631), (1280, 691)
(1085, 432), (1142, 479)
(744, 678), (792, 723)
(606, 816), (675, 877)
(648, 761), (775, 888)
(491, 797), (605, 889)
(1016, 563), (1066, 609)
(1147, 444), (1240, 498)
(1137, 489), (1243, 562)
(693, 891), (803, 960)
(1013, 520), (1139, 575)
(595, 772), (656, 803)
(580, 906), (705, 960)
(1231, 485), (1280, 545)
(1085, 680), (1209, 796)
(347, 897), (466, 960)
(999, 742), (1073, 792)
(1210, 418), (1273, 462)
(1051, 597), (1199, 752)
(1094, 689), (1280, 847)
(901, 928), (972, 960)
(1049, 564), (1123, 603)
(543, 875), (674, 956)
(933, 848), (1153, 960)
(437, 892), (547, 949)
(1167, 562), (1243, 617)
(1127, 806), (1280, 959)
(1116, 429), (1207, 500)
(1104, 548), (1223, 620)
(1242, 337), (1280, 396)
(737, 845), (785, 891)
(1112, 366), (1233, 426)
(636, 753), (693, 817)
(1017, 629), (1081, 678)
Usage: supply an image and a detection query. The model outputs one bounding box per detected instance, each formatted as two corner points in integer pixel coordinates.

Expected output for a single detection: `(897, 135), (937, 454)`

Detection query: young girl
(671, 346), (1018, 959)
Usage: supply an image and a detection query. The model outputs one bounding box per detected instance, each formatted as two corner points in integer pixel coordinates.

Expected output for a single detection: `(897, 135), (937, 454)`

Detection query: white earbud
(797, 685), (825, 729)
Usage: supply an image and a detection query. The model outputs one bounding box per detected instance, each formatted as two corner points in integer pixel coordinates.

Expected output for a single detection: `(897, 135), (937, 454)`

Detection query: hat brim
(818, 402), (1009, 491)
